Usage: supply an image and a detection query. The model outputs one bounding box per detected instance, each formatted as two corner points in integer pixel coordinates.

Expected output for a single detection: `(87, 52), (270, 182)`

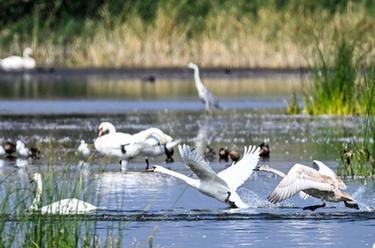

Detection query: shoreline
(0, 67), (311, 80)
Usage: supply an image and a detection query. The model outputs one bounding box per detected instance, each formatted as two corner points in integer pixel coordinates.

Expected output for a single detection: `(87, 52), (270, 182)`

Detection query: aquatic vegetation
(0, 1), (374, 67)
(337, 70), (375, 177)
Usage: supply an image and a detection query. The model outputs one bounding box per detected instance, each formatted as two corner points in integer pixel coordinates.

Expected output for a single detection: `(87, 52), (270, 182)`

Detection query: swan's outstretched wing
(217, 146), (260, 190)
(268, 164), (334, 203)
(179, 144), (226, 184)
(313, 160), (347, 190)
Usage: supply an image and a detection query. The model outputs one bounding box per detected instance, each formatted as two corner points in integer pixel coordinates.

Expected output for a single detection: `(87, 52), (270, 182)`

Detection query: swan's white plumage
(268, 163), (337, 203)
(30, 173), (98, 214)
(154, 144), (260, 208)
(0, 48), (35, 71)
(77, 139), (90, 157)
(95, 122), (179, 160)
(217, 146), (260, 190)
(313, 160), (347, 190)
(0, 145), (5, 156)
(16, 140), (29, 157)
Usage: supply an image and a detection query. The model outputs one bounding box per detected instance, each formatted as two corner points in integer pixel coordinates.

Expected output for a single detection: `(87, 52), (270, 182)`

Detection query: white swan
(30, 173), (99, 214)
(254, 165), (309, 200)
(148, 144), (260, 208)
(16, 140), (30, 157)
(0, 48), (36, 71)
(78, 139), (90, 157)
(94, 122), (179, 169)
(187, 62), (221, 112)
(0, 145), (5, 157)
(267, 160), (359, 210)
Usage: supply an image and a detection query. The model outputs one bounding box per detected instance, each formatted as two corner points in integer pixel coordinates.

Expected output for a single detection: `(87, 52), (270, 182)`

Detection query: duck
(3, 141), (16, 158)
(29, 173), (99, 214)
(259, 142), (270, 160)
(187, 62), (221, 112)
(218, 147), (229, 162)
(77, 140), (90, 158)
(0, 47), (36, 71)
(147, 144), (260, 208)
(94, 122), (179, 169)
(266, 160), (359, 211)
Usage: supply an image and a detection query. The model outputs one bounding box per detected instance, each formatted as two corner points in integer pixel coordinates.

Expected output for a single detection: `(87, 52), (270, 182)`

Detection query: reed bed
(0, 1), (374, 68)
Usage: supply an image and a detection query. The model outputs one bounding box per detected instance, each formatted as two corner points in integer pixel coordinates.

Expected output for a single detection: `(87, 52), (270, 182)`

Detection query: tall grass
(337, 69), (375, 177)
(0, 1), (374, 67)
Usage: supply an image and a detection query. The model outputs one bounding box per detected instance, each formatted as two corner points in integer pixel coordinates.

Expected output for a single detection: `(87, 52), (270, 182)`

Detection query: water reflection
(0, 77), (303, 100)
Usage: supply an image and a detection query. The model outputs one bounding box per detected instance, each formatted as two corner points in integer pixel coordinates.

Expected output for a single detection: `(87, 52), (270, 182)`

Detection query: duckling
(229, 150), (240, 163)
(218, 147), (229, 162)
(259, 142), (270, 160)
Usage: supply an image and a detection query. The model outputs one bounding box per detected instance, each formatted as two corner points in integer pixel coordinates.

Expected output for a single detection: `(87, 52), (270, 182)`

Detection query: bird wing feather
(267, 164), (334, 203)
(313, 160), (347, 190)
(217, 146), (260, 190)
(178, 144), (227, 185)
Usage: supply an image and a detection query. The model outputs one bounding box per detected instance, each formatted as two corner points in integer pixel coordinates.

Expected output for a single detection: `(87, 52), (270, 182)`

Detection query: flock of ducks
(0, 61), (359, 214)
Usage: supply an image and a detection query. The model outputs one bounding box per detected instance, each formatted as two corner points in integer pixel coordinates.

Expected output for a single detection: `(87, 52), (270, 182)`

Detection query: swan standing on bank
(0, 48), (36, 71)
(148, 144), (260, 208)
(266, 160), (359, 210)
(29, 173), (99, 214)
(94, 122), (179, 169)
(187, 62), (221, 112)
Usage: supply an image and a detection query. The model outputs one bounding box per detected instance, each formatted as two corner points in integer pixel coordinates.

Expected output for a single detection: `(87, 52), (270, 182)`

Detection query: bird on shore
(265, 160), (359, 211)
(77, 139), (91, 158)
(187, 62), (221, 112)
(29, 173), (99, 214)
(16, 140), (40, 159)
(148, 144), (260, 208)
(0, 48), (36, 71)
(94, 122), (179, 170)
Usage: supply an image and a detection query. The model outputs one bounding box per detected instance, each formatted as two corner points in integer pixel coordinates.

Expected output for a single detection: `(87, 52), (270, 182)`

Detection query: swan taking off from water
(29, 173), (99, 214)
(94, 122), (179, 169)
(266, 160), (359, 211)
(148, 144), (260, 208)
(187, 62), (221, 112)
(0, 48), (36, 71)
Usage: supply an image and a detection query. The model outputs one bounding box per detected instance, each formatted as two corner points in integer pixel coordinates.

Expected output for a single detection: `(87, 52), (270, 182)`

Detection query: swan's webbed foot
(344, 201), (359, 210)
(303, 202), (326, 211)
(164, 145), (174, 163)
(224, 192), (237, 208)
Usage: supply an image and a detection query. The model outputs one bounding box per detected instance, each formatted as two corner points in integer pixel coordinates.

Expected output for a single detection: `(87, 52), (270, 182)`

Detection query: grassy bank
(0, 1), (374, 67)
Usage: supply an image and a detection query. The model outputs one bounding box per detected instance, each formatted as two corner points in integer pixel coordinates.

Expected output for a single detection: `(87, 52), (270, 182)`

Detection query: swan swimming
(29, 173), (99, 214)
(187, 62), (221, 112)
(266, 160), (359, 211)
(0, 47), (36, 71)
(94, 122), (179, 169)
(148, 144), (260, 208)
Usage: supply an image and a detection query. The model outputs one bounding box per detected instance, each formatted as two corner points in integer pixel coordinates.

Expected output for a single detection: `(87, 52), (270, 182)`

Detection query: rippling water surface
(0, 74), (374, 247)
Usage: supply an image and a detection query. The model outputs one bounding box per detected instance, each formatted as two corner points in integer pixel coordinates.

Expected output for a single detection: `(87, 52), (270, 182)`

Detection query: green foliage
(337, 69), (375, 177)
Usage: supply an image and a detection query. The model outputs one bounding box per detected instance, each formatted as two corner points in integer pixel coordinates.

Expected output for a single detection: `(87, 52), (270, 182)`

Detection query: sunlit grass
(1, 1), (373, 68)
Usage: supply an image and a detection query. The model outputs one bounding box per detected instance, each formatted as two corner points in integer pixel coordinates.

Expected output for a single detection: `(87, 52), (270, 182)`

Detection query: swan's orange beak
(98, 128), (104, 137)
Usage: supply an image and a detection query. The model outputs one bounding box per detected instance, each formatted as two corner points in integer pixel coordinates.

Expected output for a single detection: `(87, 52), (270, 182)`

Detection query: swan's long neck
(31, 177), (43, 210)
(260, 166), (286, 178)
(155, 166), (199, 188)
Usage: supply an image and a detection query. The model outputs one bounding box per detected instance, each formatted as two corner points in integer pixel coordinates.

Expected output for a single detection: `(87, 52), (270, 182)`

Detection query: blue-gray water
(0, 74), (374, 247)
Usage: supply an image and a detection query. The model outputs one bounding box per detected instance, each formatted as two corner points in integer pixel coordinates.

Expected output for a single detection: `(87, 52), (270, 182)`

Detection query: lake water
(0, 73), (374, 247)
